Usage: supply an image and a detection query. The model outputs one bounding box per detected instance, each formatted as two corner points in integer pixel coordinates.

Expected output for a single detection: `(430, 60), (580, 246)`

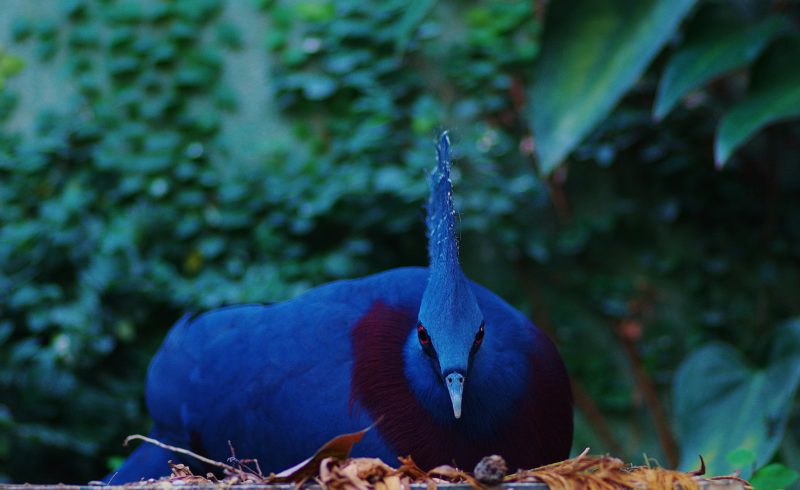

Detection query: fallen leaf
(270, 426), (371, 483)
(428, 465), (464, 482)
(396, 455), (428, 480)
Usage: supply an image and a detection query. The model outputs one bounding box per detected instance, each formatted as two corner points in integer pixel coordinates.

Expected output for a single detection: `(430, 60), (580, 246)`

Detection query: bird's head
(415, 132), (485, 420)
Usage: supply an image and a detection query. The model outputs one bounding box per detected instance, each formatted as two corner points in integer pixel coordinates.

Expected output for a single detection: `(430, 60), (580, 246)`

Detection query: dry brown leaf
(348, 458), (394, 482)
(337, 461), (373, 490)
(396, 455), (428, 480)
(506, 454), (705, 490)
(270, 426), (372, 483)
(319, 457), (376, 490)
(426, 478), (438, 490)
(428, 465), (464, 482)
(168, 461), (194, 479)
(428, 464), (486, 489)
(318, 458), (339, 490)
(383, 474), (403, 490)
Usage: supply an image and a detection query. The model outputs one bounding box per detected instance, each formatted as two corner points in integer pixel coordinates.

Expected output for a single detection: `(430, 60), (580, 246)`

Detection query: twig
(546, 171), (571, 222)
(571, 381), (625, 455)
(105, 472), (118, 486)
(227, 439), (263, 477)
(124, 434), (241, 475)
(228, 440), (237, 460)
(533, 0), (547, 22)
(613, 319), (679, 467)
(253, 458), (264, 477)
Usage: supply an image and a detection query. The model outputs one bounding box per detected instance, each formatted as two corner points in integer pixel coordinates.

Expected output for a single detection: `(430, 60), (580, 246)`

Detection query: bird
(108, 132), (573, 483)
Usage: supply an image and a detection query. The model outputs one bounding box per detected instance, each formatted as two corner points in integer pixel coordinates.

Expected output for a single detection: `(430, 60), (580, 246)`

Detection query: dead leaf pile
(118, 431), (750, 489)
(508, 453), (699, 489)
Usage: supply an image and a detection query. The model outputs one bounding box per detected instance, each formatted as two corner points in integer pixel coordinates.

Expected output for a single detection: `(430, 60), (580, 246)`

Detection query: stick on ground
(123, 434), (242, 475)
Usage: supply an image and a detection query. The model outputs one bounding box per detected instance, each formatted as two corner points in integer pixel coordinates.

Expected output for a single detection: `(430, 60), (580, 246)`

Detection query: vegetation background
(1, 0), (800, 487)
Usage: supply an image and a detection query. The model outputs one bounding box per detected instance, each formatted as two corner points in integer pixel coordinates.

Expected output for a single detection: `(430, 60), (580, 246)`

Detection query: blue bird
(109, 133), (573, 483)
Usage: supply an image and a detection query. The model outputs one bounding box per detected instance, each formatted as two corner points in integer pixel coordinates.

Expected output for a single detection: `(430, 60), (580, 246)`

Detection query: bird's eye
(472, 321), (485, 353)
(417, 323), (431, 345)
(417, 323), (437, 357)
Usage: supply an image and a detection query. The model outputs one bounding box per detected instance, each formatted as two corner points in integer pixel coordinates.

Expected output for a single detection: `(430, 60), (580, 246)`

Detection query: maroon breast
(350, 301), (573, 471)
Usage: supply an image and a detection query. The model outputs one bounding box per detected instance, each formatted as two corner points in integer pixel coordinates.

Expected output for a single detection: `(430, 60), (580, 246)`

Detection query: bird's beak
(444, 372), (465, 419)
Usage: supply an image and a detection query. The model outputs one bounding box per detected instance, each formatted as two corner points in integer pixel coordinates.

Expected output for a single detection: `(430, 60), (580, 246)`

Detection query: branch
(124, 434), (243, 476)
(570, 380), (624, 455)
(533, 0), (547, 22)
(547, 171), (571, 222)
(613, 321), (679, 468)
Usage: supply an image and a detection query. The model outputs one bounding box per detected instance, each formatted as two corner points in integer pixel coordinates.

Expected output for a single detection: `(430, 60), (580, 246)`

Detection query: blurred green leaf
(104, 1), (144, 24)
(716, 35), (800, 166)
(750, 463), (799, 490)
(392, 0), (436, 55)
(10, 18), (33, 42)
(673, 319), (800, 477)
(653, 15), (786, 120)
(529, 0), (696, 174)
(61, 0), (87, 20)
(108, 56), (140, 77)
(726, 447), (757, 468)
(293, 0), (334, 22)
(216, 22), (243, 50)
(301, 74), (337, 100)
(0, 53), (25, 78)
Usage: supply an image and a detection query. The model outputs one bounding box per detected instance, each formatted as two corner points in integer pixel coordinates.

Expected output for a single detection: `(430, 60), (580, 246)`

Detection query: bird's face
(416, 278), (485, 420)
(416, 132), (487, 421)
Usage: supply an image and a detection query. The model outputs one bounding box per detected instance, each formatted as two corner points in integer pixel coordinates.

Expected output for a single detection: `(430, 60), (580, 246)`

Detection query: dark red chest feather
(350, 301), (573, 471)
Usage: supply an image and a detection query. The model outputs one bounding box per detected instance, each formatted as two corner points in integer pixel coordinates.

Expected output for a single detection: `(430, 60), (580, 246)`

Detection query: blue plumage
(109, 133), (572, 483)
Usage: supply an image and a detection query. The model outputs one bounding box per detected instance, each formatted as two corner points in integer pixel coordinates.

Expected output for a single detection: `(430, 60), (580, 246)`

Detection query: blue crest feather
(426, 131), (459, 274)
(418, 131), (483, 381)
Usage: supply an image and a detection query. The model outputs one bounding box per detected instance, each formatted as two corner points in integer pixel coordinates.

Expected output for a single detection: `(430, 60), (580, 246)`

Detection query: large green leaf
(653, 15), (786, 120)
(751, 463), (800, 490)
(673, 320), (800, 477)
(529, 0), (697, 175)
(716, 35), (800, 166)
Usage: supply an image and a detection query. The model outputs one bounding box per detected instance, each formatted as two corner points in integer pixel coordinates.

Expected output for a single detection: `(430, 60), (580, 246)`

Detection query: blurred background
(1, 0), (800, 486)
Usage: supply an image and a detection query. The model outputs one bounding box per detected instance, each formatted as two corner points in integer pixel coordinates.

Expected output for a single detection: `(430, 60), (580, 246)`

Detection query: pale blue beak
(445, 372), (465, 419)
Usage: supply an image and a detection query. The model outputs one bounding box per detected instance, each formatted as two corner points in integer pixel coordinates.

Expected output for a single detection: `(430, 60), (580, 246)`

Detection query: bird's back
(144, 267), (429, 470)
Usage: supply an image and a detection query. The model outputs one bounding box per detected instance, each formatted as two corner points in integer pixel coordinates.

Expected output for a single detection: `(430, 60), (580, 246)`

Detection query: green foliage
(716, 35), (800, 166)
(673, 320), (800, 477)
(529, 0), (697, 174)
(0, 46), (24, 89)
(0, 0), (248, 481)
(653, 13), (787, 121)
(751, 463), (800, 490)
(532, 0), (800, 172)
(729, 451), (800, 490)
(1, 0), (800, 485)
(727, 447), (757, 470)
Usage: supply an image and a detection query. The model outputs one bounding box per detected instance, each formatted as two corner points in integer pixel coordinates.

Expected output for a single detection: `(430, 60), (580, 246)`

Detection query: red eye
(417, 324), (430, 345)
(474, 322), (485, 346)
